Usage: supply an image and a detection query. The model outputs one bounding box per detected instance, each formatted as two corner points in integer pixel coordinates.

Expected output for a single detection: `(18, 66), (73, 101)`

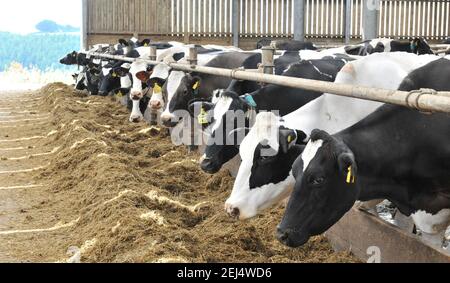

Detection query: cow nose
(200, 157), (220, 174)
(130, 116), (142, 123)
(132, 95), (140, 100)
(276, 226), (289, 243)
(150, 100), (161, 110)
(161, 116), (172, 126)
(225, 204), (240, 219)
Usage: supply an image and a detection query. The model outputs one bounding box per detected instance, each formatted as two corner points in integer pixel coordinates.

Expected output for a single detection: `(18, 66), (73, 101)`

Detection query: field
(0, 84), (358, 263)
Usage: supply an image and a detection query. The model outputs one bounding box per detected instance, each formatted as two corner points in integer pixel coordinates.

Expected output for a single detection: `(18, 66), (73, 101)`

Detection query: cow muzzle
(150, 100), (162, 110)
(129, 114), (143, 123)
(200, 157), (221, 174)
(225, 203), (241, 219)
(276, 226), (309, 248)
(161, 113), (179, 128)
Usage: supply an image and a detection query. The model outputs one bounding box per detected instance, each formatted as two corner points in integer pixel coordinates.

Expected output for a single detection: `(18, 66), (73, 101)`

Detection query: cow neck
(77, 53), (88, 66)
(334, 105), (450, 214)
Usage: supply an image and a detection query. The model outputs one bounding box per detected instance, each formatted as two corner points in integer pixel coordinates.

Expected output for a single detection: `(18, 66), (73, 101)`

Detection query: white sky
(0, 0), (81, 34)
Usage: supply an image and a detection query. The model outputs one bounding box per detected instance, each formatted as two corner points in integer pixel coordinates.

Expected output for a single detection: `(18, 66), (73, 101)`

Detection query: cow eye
(309, 176), (325, 186)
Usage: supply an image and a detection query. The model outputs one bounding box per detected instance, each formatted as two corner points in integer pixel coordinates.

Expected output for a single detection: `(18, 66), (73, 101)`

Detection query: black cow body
(200, 58), (350, 174)
(161, 51), (262, 127)
(344, 38), (434, 56)
(220, 50), (317, 100)
(278, 58), (450, 248)
(60, 51), (91, 66)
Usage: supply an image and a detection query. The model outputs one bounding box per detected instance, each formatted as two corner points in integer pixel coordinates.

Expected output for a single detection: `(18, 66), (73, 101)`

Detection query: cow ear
(191, 77), (201, 91)
(113, 88), (129, 97)
(173, 52), (185, 62)
(118, 39), (129, 46)
(141, 39), (151, 47)
(188, 101), (215, 116)
(338, 152), (357, 184)
(117, 67), (129, 77)
(279, 128), (299, 154)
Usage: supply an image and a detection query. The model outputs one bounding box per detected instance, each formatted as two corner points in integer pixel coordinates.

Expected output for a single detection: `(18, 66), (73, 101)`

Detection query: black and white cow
(109, 63), (153, 117)
(199, 57), (352, 174)
(72, 63), (103, 95)
(343, 38), (434, 56)
(277, 58), (450, 248)
(159, 51), (262, 127)
(122, 45), (228, 123)
(60, 51), (91, 66)
(224, 52), (440, 220)
(98, 62), (126, 96)
(116, 37), (150, 51)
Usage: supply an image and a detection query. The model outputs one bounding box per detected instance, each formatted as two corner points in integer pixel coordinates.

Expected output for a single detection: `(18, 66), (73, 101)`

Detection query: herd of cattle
(60, 36), (450, 252)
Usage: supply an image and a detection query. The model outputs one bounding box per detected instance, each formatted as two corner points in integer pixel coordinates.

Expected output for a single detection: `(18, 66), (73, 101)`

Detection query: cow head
(147, 63), (172, 111)
(199, 90), (255, 174)
(98, 67), (122, 96)
(60, 51), (78, 65)
(160, 72), (201, 128)
(225, 112), (306, 220)
(277, 129), (359, 248)
(411, 38), (434, 55)
(127, 61), (153, 123)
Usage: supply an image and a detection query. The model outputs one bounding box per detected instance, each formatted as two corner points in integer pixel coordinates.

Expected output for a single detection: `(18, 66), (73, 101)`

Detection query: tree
(36, 20), (60, 33)
(35, 20), (80, 33)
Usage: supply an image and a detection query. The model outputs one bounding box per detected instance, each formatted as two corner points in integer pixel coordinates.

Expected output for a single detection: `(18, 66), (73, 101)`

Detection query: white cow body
(226, 52), (442, 220)
(282, 52), (440, 138)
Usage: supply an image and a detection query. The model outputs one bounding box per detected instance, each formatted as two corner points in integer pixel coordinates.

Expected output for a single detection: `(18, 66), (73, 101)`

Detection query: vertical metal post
(261, 46), (275, 75)
(149, 46), (158, 126)
(362, 0), (380, 40)
(293, 0), (305, 41)
(149, 46), (157, 61)
(188, 45), (198, 66)
(232, 0), (240, 47)
(344, 0), (352, 44)
(81, 0), (88, 50)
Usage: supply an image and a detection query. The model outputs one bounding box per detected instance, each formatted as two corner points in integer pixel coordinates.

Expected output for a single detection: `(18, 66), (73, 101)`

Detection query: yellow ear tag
(346, 166), (355, 184)
(287, 135), (293, 143)
(144, 43), (149, 47)
(112, 72), (117, 78)
(198, 107), (209, 125)
(192, 81), (200, 90)
(117, 91), (123, 98)
(153, 84), (162, 94)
